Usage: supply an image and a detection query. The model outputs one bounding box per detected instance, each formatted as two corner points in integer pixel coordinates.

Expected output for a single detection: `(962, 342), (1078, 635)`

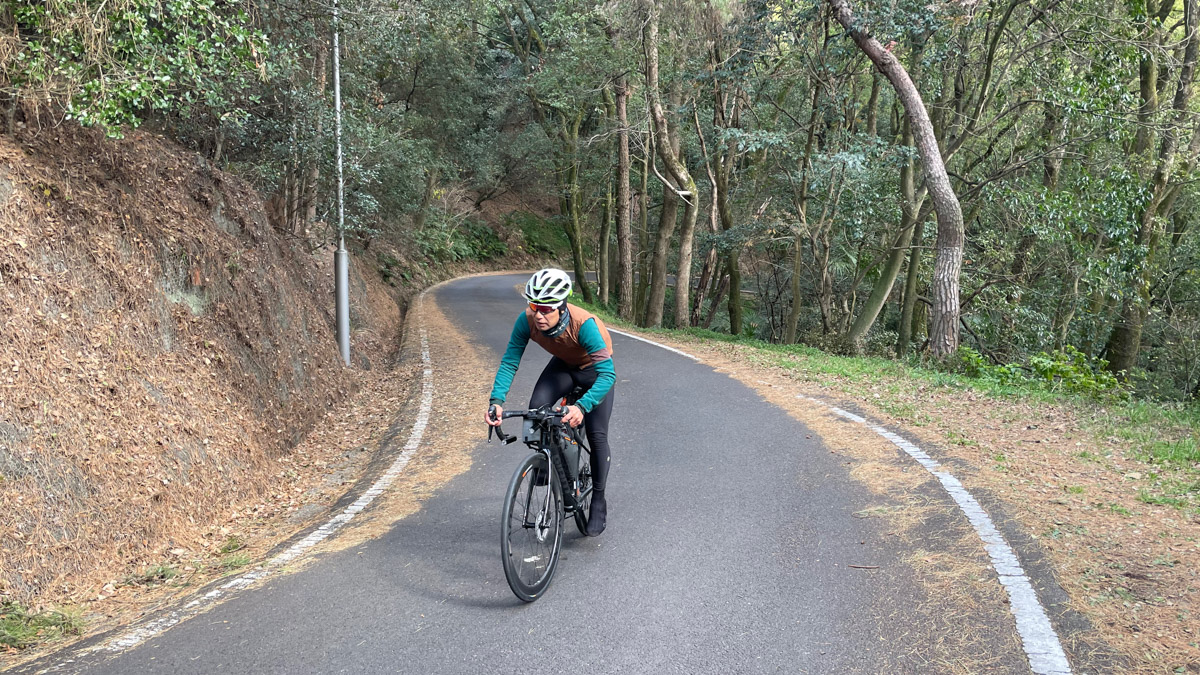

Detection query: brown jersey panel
(525, 303), (614, 368)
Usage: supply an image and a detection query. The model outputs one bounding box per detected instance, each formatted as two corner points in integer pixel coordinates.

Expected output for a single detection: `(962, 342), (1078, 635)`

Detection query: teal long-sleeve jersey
(488, 313), (616, 412)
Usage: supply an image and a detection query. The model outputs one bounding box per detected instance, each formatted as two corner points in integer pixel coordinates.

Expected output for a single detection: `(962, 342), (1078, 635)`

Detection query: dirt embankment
(0, 123), (401, 612)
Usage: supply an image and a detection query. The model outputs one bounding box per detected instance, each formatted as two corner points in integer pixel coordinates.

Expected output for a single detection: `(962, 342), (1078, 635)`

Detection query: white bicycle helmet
(524, 268), (573, 304)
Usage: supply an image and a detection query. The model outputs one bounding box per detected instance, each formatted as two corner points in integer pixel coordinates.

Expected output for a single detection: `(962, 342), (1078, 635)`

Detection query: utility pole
(333, 0), (350, 366)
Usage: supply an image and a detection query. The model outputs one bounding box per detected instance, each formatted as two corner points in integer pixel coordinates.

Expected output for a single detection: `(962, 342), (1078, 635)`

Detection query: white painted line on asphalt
(798, 395), (1073, 675)
(609, 329), (700, 361)
(76, 295), (437, 659)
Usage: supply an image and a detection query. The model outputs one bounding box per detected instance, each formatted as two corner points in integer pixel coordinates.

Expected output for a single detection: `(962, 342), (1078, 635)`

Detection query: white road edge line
(70, 294), (436, 660)
(609, 328), (699, 361)
(798, 395), (1073, 675)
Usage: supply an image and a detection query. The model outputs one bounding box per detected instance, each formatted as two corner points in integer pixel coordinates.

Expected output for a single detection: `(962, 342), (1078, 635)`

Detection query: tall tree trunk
(1106, 0), (1198, 376)
(599, 163), (613, 305)
(412, 167), (438, 231)
(672, 177), (699, 328)
(615, 75), (635, 321)
(830, 0), (966, 359)
(785, 85), (821, 344)
(844, 118), (921, 352)
(555, 111), (595, 304)
(643, 2), (699, 327)
(698, 1), (744, 336)
(714, 140), (741, 334)
(1051, 272), (1081, 350)
(635, 141), (653, 321)
(304, 45), (328, 236)
(691, 160), (720, 326)
(704, 274), (730, 330)
(811, 227), (834, 334)
(726, 254), (742, 335)
(897, 215), (926, 357)
(644, 179), (679, 328)
(564, 165), (594, 304)
(599, 86), (618, 306)
(866, 73), (881, 137)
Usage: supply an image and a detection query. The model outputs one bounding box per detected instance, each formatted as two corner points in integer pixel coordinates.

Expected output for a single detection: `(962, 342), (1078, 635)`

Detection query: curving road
(17, 274), (1037, 674)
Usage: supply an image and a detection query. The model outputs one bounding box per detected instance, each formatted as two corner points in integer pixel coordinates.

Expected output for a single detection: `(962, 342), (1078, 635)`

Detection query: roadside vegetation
(1, 602), (82, 652)
(579, 297), (1200, 514)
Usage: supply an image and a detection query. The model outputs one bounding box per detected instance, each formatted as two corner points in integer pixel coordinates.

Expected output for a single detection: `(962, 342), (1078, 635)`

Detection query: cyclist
(485, 268), (615, 536)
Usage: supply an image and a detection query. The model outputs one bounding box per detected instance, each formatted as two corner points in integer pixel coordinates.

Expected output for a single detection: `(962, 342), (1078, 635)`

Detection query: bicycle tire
(501, 452), (563, 602)
(573, 443), (592, 535)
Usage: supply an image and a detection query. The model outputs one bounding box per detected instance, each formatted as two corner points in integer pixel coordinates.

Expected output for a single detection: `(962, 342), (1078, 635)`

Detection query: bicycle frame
(490, 406), (591, 513)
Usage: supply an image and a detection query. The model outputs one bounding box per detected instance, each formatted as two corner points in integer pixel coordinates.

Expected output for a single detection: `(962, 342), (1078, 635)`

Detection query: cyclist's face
(533, 308), (560, 330)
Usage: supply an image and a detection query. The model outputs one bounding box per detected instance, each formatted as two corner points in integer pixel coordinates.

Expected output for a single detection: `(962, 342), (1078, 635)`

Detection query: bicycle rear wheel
(573, 443), (592, 535)
(501, 452), (563, 602)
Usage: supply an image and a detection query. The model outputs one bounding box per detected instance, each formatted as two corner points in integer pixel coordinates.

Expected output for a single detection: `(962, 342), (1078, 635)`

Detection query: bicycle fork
(521, 449), (555, 543)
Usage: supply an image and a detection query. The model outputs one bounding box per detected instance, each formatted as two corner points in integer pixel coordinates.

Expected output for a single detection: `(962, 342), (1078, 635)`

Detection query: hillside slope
(0, 123), (401, 610)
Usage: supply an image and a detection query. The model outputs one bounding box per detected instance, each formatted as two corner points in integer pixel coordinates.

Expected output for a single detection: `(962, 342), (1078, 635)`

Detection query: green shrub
(414, 212), (506, 263)
(7, 0), (267, 133)
(953, 345), (989, 378)
(1028, 346), (1125, 398)
(503, 211), (569, 257)
(953, 345), (1127, 400)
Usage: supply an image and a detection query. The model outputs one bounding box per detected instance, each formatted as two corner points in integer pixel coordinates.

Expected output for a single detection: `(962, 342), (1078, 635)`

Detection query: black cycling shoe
(585, 492), (606, 536)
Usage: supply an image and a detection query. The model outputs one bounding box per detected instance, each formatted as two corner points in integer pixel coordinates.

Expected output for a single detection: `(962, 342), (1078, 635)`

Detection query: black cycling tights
(529, 357), (613, 494)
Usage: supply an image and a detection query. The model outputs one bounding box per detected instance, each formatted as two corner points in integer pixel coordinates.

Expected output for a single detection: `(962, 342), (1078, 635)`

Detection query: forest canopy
(3, 0), (1200, 401)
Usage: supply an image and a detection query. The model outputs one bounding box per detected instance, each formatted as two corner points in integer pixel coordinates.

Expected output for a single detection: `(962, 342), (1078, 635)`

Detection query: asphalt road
(20, 274), (1030, 674)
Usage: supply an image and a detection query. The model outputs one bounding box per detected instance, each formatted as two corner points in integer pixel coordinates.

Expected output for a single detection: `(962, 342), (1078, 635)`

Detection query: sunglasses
(529, 302), (559, 315)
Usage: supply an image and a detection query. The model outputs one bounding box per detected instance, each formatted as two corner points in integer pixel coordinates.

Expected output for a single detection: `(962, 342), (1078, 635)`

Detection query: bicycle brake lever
(488, 424), (516, 445)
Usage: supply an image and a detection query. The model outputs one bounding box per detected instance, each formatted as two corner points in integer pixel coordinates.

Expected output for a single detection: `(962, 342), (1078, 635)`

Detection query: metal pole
(333, 0), (350, 366)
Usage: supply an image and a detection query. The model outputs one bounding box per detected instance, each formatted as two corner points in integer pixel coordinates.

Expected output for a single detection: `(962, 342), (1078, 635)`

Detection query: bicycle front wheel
(501, 452), (563, 602)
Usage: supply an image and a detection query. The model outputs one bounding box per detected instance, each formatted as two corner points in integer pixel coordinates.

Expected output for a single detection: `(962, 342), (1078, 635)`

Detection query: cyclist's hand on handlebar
(562, 404), (584, 428)
(486, 404), (504, 426)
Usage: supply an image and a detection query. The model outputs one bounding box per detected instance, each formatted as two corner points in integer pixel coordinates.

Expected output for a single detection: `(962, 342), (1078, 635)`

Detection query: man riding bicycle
(484, 268), (615, 536)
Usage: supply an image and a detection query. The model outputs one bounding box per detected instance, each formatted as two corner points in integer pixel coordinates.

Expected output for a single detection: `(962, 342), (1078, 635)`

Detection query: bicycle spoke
(502, 441), (566, 601)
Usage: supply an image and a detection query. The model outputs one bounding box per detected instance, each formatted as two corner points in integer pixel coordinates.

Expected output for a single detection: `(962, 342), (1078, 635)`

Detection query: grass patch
(1044, 524), (1088, 539)
(220, 553), (251, 571)
(1106, 502), (1135, 516)
(1139, 490), (1192, 509)
(1097, 401), (1200, 466)
(123, 563), (179, 587)
(946, 430), (978, 447)
(218, 535), (245, 554)
(0, 601), (83, 650)
(1136, 478), (1200, 514)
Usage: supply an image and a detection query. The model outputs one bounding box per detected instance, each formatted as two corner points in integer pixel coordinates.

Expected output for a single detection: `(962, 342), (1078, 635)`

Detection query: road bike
(487, 392), (593, 602)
